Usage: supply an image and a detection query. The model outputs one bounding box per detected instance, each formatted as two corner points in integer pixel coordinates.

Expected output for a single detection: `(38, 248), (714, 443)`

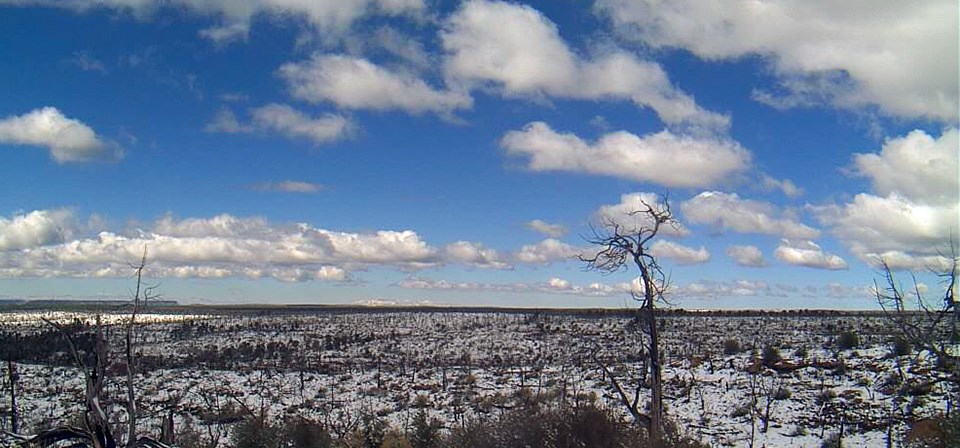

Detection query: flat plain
(0, 307), (954, 447)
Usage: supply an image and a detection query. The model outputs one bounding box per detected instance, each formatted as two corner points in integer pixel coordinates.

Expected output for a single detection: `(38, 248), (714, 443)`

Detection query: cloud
(501, 122), (750, 188)
(760, 174), (803, 198)
(249, 103), (353, 144)
(680, 191), (819, 239)
(396, 275), (789, 300)
(259, 266), (348, 282)
(673, 279), (772, 300)
(68, 51), (107, 74)
(649, 240), (710, 265)
(204, 108), (253, 133)
(726, 245), (766, 267)
(250, 181), (323, 194)
(861, 251), (955, 272)
(395, 276), (626, 297)
(394, 277), (487, 291)
(821, 283), (872, 300)
(441, 0), (728, 130)
(0, 212), (439, 280)
(815, 193), (957, 269)
(218, 93), (249, 102)
(12, 0), (427, 44)
(0, 209), (75, 251)
(279, 54), (471, 116)
(851, 128), (958, 204)
(198, 22), (249, 44)
(541, 277), (622, 296)
(815, 128), (958, 271)
(0, 107), (122, 163)
(594, 193), (689, 238)
(514, 238), (580, 265)
(525, 219), (567, 238)
(371, 26), (432, 70)
(774, 239), (848, 270)
(442, 241), (511, 269)
(596, 0), (958, 121)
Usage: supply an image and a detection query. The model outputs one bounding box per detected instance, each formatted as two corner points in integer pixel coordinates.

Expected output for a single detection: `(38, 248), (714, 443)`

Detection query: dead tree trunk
(7, 359), (17, 434)
(125, 247), (150, 447)
(645, 303), (664, 443)
(637, 261), (664, 443)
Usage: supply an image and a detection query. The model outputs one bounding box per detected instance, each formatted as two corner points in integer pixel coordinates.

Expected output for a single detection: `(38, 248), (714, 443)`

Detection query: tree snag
(580, 193), (676, 445)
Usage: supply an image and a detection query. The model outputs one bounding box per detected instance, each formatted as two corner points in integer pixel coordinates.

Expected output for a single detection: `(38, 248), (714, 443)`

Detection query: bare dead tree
(13, 246), (171, 448)
(7, 359), (18, 434)
(125, 246), (159, 448)
(36, 315), (115, 448)
(580, 194), (676, 445)
(874, 247), (959, 415)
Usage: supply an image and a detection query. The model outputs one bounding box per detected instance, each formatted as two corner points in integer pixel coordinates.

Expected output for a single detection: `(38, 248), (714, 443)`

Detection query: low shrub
(723, 339), (741, 355)
(905, 413), (960, 448)
(891, 336), (912, 357)
(773, 387), (792, 400)
(837, 330), (859, 350)
(761, 346), (782, 368)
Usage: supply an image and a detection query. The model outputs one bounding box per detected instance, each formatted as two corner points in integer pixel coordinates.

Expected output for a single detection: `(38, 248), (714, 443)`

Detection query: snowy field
(0, 309), (954, 447)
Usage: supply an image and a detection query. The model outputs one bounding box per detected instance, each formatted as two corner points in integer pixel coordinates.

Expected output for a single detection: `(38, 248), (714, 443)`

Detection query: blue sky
(0, 0), (957, 308)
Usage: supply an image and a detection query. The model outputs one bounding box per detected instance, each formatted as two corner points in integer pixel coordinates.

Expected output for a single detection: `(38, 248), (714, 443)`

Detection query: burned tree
(10, 247), (169, 448)
(124, 247), (160, 447)
(874, 248), (959, 415)
(580, 194), (676, 445)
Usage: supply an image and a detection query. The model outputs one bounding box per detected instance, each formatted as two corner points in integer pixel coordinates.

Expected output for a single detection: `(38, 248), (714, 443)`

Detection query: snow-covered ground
(0, 310), (953, 447)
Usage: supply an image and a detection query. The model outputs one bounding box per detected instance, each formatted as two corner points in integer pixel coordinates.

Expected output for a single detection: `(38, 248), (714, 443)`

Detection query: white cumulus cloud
(815, 193), (957, 269)
(514, 238), (580, 265)
(851, 128), (958, 204)
(250, 103), (353, 144)
(0, 107), (121, 163)
(726, 245), (766, 267)
(596, 0), (958, 122)
(501, 122), (750, 188)
(204, 108), (253, 133)
(9, 0), (427, 45)
(525, 219), (567, 238)
(441, 0), (728, 130)
(815, 128), (958, 271)
(649, 240), (710, 265)
(0, 212), (440, 280)
(442, 241), (511, 270)
(0, 209), (75, 251)
(279, 54), (471, 116)
(681, 191), (819, 239)
(774, 239), (848, 270)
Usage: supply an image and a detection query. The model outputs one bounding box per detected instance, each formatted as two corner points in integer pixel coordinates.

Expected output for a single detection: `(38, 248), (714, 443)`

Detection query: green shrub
(281, 418), (332, 448)
(815, 389), (837, 406)
(891, 336), (912, 357)
(773, 387), (792, 400)
(410, 410), (442, 448)
(820, 432), (842, 448)
(446, 401), (708, 448)
(832, 357), (847, 376)
(794, 346), (808, 359)
(723, 339), (741, 355)
(231, 416), (282, 448)
(905, 413), (960, 448)
(837, 330), (859, 350)
(761, 345), (782, 368)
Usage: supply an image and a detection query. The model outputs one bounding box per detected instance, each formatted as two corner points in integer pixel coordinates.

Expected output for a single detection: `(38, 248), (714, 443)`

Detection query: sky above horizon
(0, 0), (957, 309)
